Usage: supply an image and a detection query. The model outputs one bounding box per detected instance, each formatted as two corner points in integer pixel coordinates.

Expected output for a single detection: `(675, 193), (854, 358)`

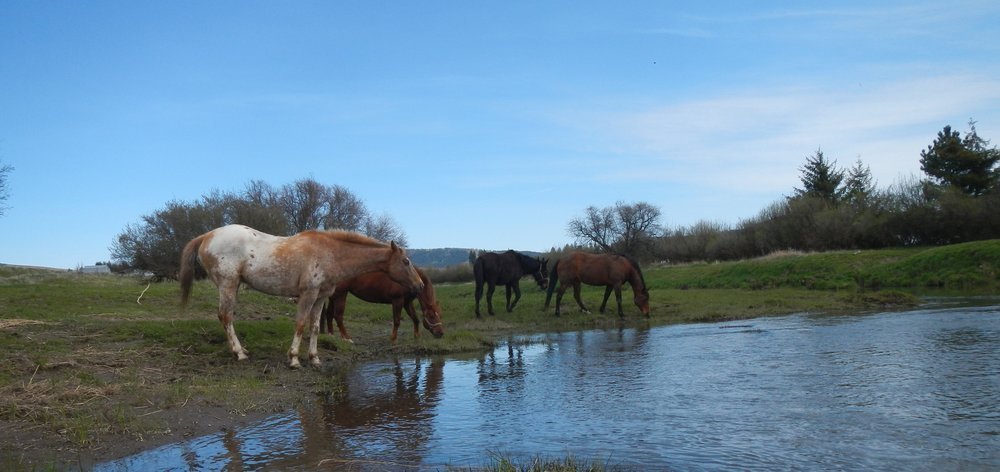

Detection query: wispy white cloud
(557, 73), (1000, 198)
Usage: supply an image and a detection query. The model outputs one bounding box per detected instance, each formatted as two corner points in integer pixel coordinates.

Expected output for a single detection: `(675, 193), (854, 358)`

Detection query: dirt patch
(0, 322), (347, 470)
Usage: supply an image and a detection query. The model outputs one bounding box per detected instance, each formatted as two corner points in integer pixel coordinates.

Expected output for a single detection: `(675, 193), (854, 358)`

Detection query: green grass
(647, 241), (1000, 292)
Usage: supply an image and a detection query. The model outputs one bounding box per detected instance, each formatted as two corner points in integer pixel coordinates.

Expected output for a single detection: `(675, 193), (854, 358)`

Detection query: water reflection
(101, 305), (1000, 470)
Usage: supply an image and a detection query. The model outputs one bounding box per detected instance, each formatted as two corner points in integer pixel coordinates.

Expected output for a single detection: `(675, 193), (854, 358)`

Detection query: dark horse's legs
(554, 282), (590, 316)
(600, 286), (613, 313)
(571, 282), (591, 314)
(485, 282), (497, 316)
(505, 281), (522, 312)
(475, 280), (497, 317)
(599, 285), (625, 317)
(324, 294), (354, 343)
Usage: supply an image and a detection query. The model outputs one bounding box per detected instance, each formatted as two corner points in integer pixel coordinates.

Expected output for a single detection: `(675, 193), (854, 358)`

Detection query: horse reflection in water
(283, 358), (445, 469)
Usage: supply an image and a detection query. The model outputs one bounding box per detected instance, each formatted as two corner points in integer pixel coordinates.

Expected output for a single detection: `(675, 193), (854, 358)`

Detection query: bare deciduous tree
(567, 201), (662, 257)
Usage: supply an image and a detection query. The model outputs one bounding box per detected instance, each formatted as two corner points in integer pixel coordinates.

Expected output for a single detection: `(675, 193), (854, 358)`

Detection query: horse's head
(420, 300), (445, 338)
(386, 241), (424, 296)
(532, 257), (549, 290)
(633, 287), (651, 316)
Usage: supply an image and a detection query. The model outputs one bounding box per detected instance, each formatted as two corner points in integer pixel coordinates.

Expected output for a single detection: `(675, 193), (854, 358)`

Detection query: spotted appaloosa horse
(320, 267), (444, 343)
(544, 251), (650, 317)
(179, 224), (423, 368)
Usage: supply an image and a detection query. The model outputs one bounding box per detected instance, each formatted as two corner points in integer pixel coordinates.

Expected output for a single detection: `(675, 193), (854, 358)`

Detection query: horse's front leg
(599, 286), (613, 313)
(615, 285), (625, 317)
(504, 284), (513, 312)
(403, 300), (421, 338)
(289, 292), (319, 369)
(217, 282), (249, 361)
(390, 300), (404, 343)
(507, 282), (522, 312)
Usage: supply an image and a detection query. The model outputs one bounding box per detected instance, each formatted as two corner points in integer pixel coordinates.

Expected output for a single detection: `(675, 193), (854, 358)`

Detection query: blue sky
(2, 1), (999, 269)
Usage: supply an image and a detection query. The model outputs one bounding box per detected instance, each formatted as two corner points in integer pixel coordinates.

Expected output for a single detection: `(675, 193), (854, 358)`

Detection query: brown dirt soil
(0, 320), (352, 470)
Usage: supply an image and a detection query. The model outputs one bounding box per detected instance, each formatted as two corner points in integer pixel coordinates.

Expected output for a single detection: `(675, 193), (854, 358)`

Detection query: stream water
(98, 301), (1000, 470)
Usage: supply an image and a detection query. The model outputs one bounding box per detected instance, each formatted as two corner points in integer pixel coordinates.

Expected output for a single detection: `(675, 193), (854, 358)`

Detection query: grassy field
(1, 240), (998, 469)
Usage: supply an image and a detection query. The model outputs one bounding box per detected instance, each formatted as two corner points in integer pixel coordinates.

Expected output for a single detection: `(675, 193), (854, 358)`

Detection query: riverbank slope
(1, 240), (997, 469)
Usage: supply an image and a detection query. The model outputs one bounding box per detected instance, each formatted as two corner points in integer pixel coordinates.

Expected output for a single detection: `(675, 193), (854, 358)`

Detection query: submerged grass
(449, 451), (637, 472)
(0, 240), (998, 469)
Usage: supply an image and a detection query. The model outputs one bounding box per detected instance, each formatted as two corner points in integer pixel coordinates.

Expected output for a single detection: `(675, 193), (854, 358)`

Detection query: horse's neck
(333, 244), (389, 278)
(515, 256), (537, 275)
(414, 271), (435, 303)
(627, 267), (645, 290)
(418, 282), (436, 305)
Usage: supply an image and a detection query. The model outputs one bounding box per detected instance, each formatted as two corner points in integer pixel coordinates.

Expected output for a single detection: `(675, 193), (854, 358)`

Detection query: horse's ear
(390, 241), (400, 252)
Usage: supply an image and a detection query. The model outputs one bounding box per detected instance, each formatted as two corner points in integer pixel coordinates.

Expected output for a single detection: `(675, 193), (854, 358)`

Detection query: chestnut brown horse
(473, 250), (548, 317)
(543, 251), (650, 317)
(320, 267), (444, 343)
(179, 224), (423, 369)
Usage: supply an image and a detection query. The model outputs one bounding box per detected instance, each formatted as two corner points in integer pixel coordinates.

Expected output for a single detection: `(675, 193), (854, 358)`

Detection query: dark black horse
(474, 251), (548, 317)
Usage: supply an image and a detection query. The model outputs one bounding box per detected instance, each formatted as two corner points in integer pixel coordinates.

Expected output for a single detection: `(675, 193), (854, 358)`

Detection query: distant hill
(407, 248), (546, 268)
(407, 248), (473, 268)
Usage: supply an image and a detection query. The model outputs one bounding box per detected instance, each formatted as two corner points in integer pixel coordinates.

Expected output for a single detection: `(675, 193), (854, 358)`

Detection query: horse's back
(560, 252), (630, 284)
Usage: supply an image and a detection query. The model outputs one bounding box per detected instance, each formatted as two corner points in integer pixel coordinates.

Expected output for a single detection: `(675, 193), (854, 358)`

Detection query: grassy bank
(1, 240), (998, 469)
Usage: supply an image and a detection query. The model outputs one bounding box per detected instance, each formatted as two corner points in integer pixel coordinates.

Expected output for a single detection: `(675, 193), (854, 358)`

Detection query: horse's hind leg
(485, 282), (497, 316)
(572, 282), (591, 314)
(217, 282), (249, 361)
(328, 293), (354, 343)
(289, 292), (320, 369)
(403, 301), (420, 339)
(474, 281), (484, 317)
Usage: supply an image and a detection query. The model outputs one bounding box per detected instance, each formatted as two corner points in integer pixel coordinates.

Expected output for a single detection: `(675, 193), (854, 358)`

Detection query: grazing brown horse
(320, 267), (444, 343)
(543, 251), (650, 317)
(473, 250), (548, 317)
(179, 224), (423, 369)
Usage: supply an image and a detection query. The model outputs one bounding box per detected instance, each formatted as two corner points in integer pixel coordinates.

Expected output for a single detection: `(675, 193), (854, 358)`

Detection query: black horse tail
(544, 259), (560, 310)
(473, 256), (485, 297)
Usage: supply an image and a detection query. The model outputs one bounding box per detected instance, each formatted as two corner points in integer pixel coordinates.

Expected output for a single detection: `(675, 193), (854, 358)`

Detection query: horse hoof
(310, 357), (322, 368)
(288, 359), (301, 369)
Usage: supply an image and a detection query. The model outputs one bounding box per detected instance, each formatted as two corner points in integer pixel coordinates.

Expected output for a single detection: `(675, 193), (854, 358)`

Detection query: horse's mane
(617, 253), (647, 290)
(323, 230), (389, 248)
(510, 250), (543, 270)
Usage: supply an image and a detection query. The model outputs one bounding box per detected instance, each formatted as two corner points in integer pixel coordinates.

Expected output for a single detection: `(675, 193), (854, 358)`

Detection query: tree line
(108, 120), (998, 279)
(564, 120), (1000, 263)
